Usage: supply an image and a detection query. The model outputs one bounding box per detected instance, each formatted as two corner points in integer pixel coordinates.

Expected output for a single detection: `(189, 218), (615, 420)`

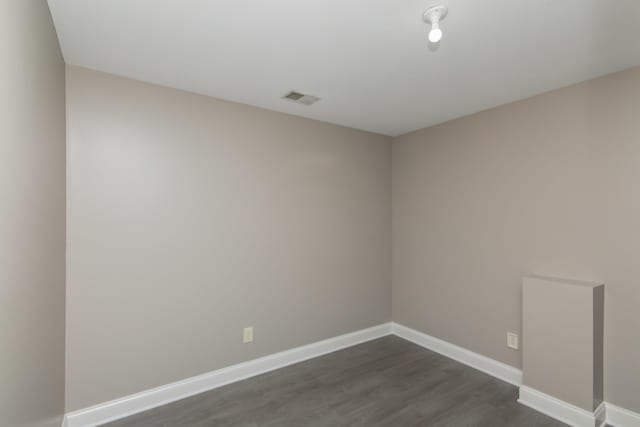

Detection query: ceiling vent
(282, 91), (320, 106)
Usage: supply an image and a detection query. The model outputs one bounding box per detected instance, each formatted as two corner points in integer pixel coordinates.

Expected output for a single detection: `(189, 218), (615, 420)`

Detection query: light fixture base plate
(423, 5), (448, 23)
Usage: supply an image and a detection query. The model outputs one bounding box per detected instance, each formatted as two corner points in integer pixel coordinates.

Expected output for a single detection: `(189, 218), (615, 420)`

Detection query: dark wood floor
(103, 336), (569, 427)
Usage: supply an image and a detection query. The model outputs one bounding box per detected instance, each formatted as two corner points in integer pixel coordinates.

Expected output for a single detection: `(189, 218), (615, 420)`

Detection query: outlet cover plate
(243, 327), (254, 343)
(507, 332), (519, 350)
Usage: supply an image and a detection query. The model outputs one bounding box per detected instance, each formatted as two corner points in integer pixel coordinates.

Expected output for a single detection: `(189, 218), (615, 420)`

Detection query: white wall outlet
(243, 327), (254, 343)
(507, 332), (519, 350)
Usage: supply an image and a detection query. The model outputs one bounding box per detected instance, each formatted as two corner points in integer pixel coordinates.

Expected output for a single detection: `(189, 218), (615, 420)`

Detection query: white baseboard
(595, 401), (607, 427)
(392, 323), (640, 427)
(391, 322), (523, 386)
(63, 320), (640, 427)
(607, 403), (640, 427)
(63, 322), (392, 427)
(518, 386), (604, 427)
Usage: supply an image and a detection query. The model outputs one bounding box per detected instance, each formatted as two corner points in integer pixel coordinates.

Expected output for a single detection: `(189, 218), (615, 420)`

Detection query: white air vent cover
(282, 91), (320, 106)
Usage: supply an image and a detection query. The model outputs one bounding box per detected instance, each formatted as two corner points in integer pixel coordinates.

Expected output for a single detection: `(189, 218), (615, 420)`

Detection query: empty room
(2, 1), (640, 426)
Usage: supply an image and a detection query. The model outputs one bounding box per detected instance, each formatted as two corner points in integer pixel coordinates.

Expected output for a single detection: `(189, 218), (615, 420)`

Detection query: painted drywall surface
(392, 67), (640, 412)
(522, 276), (603, 411)
(65, 66), (392, 411)
(0, 2), (66, 427)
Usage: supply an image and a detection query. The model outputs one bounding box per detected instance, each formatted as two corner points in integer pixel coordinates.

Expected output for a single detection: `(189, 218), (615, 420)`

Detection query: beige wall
(522, 276), (604, 411)
(392, 67), (640, 412)
(65, 66), (392, 411)
(0, 1), (66, 426)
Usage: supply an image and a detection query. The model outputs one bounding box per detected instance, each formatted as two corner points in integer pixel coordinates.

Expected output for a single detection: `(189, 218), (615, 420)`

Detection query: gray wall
(0, 1), (66, 426)
(65, 66), (392, 411)
(392, 66), (640, 412)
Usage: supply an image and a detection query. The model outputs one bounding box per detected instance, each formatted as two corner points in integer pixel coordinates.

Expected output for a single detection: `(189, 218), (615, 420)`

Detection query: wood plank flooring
(103, 336), (569, 427)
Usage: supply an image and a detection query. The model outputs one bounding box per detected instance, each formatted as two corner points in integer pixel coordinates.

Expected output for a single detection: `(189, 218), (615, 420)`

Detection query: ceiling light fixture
(423, 5), (448, 43)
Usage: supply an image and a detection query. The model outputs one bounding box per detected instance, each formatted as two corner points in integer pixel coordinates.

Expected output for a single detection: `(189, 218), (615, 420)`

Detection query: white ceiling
(48, 0), (640, 136)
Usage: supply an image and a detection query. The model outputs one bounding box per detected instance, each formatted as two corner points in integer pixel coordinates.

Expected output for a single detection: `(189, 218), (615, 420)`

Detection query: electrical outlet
(243, 327), (254, 343)
(507, 332), (519, 350)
